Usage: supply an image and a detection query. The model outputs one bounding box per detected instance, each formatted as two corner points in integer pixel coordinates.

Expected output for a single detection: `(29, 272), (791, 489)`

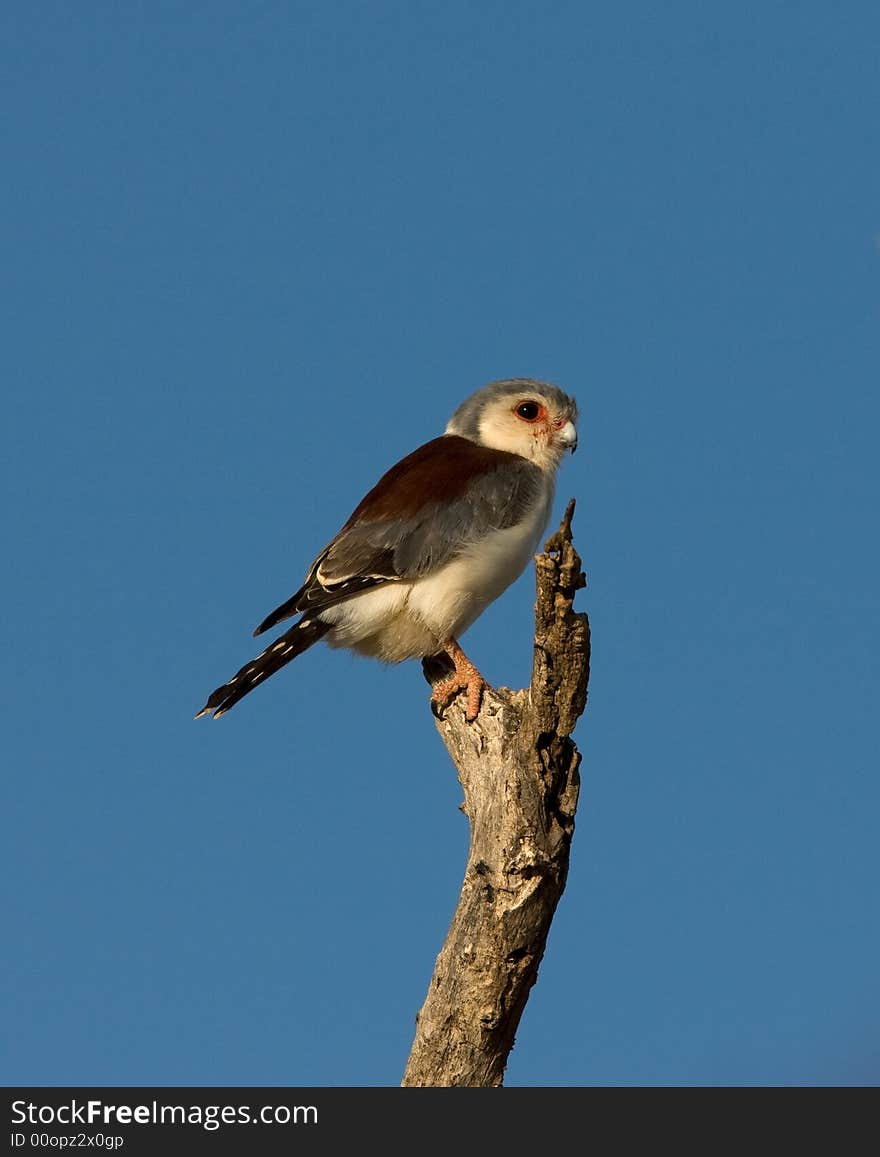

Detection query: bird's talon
(429, 643), (487, 722)
(430, 680), (484, 722)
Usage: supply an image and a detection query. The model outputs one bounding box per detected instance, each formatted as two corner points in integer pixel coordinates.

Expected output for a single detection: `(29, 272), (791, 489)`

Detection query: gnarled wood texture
(403, 499), (590, 1087)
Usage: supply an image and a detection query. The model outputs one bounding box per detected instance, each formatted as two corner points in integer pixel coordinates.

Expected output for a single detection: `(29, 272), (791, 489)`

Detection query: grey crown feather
(446, 377), (579, 441)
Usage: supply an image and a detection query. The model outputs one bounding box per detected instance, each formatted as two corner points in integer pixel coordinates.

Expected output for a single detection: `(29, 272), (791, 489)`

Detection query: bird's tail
(195, 617), (331, 720)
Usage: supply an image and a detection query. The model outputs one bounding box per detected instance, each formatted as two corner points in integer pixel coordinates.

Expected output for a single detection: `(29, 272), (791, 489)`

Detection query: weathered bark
(403, 499), (590, 1087)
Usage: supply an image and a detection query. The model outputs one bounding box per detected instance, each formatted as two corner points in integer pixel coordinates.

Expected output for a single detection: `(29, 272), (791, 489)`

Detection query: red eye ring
(515, 400), (544, 422)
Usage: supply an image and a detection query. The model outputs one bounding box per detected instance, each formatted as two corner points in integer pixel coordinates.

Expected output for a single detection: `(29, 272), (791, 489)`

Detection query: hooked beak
(557, 419), (578, 454)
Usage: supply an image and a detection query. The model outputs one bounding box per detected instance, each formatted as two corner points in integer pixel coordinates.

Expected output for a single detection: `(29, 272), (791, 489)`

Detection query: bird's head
(445, 378), (578, 471)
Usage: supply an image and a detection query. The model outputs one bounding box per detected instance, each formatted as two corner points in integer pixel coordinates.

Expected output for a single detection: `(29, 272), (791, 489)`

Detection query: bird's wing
(253, 435), (544, 636)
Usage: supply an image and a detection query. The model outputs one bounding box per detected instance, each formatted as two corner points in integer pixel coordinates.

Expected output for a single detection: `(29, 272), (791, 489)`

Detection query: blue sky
(2, 2), (878, 1087)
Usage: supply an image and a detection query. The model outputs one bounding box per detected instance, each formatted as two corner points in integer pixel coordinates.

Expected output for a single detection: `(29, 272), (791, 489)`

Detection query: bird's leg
(430, 638), (488, 722)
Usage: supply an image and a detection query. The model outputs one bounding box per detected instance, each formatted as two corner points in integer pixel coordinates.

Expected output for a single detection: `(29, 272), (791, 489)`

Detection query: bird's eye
(515, 401), (542, 421)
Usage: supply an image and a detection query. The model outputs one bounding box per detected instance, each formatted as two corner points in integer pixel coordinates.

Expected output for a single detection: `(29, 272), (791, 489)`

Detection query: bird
(196, 378), (578, 723)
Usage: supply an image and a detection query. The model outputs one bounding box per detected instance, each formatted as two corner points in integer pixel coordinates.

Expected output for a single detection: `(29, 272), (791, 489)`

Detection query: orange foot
(430, 638), (488, 722)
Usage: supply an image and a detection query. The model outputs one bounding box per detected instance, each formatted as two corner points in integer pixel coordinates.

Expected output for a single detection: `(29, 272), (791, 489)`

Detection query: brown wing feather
(341, 435), (523, 526)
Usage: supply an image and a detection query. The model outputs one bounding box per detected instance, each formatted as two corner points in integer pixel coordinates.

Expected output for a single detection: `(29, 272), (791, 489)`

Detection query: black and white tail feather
(195, 618), (331, 720)
(195, 554), (387, 719)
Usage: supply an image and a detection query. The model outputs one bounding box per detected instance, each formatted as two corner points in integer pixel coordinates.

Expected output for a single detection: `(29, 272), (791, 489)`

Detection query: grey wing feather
(319, 459), (543, 582)
(254, 455), (543, 637)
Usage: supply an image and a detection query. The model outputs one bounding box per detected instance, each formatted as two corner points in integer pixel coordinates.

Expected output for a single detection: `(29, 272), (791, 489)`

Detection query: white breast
(407, 481), (553, 639)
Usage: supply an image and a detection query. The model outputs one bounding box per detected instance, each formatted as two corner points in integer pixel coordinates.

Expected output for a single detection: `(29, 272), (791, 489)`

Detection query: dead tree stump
(403, 499), (590, 1087)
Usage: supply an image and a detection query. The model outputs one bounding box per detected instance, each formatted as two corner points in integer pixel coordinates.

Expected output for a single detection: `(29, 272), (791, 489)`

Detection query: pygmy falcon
(196, 378), (578, 722)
